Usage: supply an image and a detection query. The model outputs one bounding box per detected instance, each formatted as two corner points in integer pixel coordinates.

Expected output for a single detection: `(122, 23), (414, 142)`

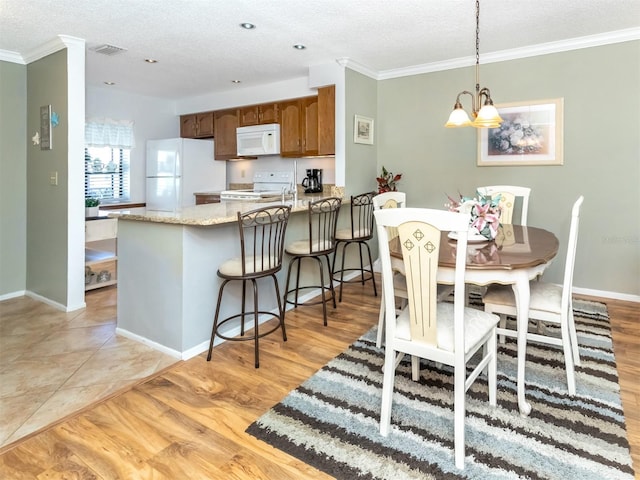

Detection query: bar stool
(207, 205), (291, 368)
(283, 197), (342, 326)
(332, 191), (377, 302)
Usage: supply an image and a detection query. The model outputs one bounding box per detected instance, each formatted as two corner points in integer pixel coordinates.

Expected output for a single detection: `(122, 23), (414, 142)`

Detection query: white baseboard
(0, 290), (26, 302)
(25, 290), (86, 312)
(115, 327), (183, 359)
(572, 286), (640, 303)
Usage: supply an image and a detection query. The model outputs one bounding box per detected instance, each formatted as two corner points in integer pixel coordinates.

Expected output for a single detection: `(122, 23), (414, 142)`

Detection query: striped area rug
(246, 300), (635, 479)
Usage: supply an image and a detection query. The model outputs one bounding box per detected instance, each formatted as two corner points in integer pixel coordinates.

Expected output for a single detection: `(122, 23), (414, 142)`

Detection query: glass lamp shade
(445, 107), (472, 128)
(472, 104), (503, 128)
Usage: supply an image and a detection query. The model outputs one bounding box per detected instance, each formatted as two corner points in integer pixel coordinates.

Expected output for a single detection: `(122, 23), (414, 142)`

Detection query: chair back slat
(237, 205), (291, 276)
(397, 220), (440, 344)
(348, 192), (375, 240)
(308, 197), (341, 254)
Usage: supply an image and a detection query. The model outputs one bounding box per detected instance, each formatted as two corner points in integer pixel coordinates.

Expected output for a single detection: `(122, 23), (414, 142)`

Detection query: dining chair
(476, 185), (531, 225)
(283, 197), (342, 326)
(375, 207), (499, 470)
(373, 191), (454, 349)
(482, 196), (584, 394)
(207, 205), (291, 368)
(332, 191), (378, 302)
(372, 191), (407, 348)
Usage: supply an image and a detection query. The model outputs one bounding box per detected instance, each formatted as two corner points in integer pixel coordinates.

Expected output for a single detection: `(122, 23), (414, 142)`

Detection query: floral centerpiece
(445, 191), (501, 240)
(376, 166), (402, 193)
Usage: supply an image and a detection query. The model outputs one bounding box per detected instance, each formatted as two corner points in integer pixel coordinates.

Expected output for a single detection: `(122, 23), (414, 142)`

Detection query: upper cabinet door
(239, 106), (260, 126)
(318, 86), (335, 156)
(258, 103), (279, 124)
(180, 114), (198, 138)
(279, 100), (303, 157)
(213, 109), (239, 160)
(302, 96), (319, 156)
(196, 112), (214, 137)
(279, 96), (319, 157)
(180, 112), (214, 138)
(239, 103), (279, 126)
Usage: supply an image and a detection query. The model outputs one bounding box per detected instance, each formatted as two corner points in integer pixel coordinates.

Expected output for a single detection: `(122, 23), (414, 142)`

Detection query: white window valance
(85, 118), (136, 149)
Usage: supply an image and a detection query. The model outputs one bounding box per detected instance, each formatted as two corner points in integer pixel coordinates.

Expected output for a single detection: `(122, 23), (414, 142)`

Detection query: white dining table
(390, 224), (559, 415)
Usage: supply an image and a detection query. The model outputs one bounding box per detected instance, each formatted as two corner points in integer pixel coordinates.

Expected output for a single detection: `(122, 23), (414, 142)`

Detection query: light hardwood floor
(0, 287), (177, 449)
(0, 285), (637, 479)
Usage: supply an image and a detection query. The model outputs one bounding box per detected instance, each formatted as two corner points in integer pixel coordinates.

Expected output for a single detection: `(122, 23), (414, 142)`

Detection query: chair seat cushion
(335, 227), (371, 240)
(286, 239), (333, 255)
(219, 255), (279, 277)
(483, 281), (562, 315)
(395, 302), (499, 354)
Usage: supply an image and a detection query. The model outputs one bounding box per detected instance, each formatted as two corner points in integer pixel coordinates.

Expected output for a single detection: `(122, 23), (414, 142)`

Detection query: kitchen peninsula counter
(108, 196), (330, 226)
(111, 196), (358, 360)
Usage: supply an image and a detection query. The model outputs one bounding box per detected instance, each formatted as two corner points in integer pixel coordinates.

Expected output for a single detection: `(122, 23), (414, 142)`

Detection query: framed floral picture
(477, 98), (563, 166)
(354, 114), (374, 145)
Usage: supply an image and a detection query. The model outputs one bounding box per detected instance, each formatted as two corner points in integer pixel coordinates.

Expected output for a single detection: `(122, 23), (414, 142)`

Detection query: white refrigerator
(146, 138), (226, 210)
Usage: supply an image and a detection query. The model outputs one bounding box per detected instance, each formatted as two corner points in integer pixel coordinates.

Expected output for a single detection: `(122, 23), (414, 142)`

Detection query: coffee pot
(302, 169), (323, 194)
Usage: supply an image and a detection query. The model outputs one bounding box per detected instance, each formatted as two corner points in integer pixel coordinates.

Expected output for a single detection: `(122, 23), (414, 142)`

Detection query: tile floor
(0, 286), (177, 450)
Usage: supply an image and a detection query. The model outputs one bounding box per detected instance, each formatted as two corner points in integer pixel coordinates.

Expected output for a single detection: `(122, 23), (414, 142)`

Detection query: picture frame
(40, 105), (52, 150)
(354, 114), (374, 145)
(477, 98), (563, 166)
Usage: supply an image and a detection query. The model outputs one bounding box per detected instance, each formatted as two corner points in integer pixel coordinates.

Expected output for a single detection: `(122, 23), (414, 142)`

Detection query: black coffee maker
(302, 168), (323, 193)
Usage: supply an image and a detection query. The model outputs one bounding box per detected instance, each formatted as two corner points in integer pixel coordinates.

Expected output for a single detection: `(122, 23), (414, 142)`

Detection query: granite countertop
(107, 195), (340, 226)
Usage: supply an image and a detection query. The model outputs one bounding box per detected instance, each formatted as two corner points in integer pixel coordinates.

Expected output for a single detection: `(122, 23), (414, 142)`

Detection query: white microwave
(236, 123), (281, 156)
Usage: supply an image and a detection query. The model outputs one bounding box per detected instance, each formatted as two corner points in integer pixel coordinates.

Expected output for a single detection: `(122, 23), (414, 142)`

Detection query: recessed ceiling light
(104, 81), (115, 86)
(293, 44), (306, 50)
(231, 80), (241, 84)
(145, 58), (158, 63)
(240, 22), (255, 29)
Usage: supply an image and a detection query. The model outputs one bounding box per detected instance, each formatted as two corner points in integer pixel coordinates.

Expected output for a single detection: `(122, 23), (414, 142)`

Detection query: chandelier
(445, 0), (503, 128)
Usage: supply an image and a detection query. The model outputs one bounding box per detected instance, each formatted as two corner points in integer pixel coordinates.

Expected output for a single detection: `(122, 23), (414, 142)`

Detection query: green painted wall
(345, 69), (379, 197)
(0, 61), (27, 295)
(26, 50), (69, 303)
(377, 40), (640, 296)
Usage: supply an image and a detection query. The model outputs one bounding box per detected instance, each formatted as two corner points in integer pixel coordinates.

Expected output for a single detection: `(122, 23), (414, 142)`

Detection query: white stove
(220, 171), (295, 201)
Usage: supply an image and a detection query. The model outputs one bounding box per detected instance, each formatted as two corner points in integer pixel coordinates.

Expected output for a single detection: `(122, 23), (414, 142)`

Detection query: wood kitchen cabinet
(213, 108), (239, 160)
(317, 85), (335, 156)
(279, 96), (319, 157)
(180, 111), (214, 138)
(238, 103), (279, 126)
(195, 193), (221, 204)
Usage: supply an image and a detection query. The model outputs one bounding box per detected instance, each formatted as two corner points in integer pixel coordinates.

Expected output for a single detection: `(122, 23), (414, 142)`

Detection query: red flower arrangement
(376, 166), (402, 193)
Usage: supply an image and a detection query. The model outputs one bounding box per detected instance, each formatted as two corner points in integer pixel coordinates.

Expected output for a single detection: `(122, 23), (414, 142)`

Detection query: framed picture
(354, 114), (374, 145)
(477, 98), (563, 166)
(40, 105), (52, 150)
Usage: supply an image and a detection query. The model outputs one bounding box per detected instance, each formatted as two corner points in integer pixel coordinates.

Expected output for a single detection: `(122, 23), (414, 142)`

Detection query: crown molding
(0, 35), (85, 65)
(0, 49), (25, 64)
(373, 27), (640, 80)
(334, 57), (378, 80)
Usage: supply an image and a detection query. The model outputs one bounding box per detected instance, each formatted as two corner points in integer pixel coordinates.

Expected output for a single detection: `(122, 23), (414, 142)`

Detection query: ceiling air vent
(92, 44), (127, 56)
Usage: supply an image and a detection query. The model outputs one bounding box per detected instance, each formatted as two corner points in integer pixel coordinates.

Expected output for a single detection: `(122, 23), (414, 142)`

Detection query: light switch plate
(49, 171), (58, 185)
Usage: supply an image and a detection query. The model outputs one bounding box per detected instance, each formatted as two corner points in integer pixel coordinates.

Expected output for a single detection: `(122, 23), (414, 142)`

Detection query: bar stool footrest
(332, 267), (376, 284)
(214, 312), (284, 342)
(285, 285), (335, 307)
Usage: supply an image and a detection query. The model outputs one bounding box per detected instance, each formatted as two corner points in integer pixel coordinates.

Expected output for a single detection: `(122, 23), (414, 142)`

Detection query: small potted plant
(376, 166), (402, 193)
(85, 197), (100, 218)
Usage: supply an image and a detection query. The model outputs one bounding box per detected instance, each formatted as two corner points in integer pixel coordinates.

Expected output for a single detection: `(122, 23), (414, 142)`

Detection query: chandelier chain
(475, 0), (480, 67)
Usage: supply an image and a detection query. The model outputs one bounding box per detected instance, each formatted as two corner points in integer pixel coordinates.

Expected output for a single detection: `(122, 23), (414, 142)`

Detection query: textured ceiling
(1, 0), (639, 100)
